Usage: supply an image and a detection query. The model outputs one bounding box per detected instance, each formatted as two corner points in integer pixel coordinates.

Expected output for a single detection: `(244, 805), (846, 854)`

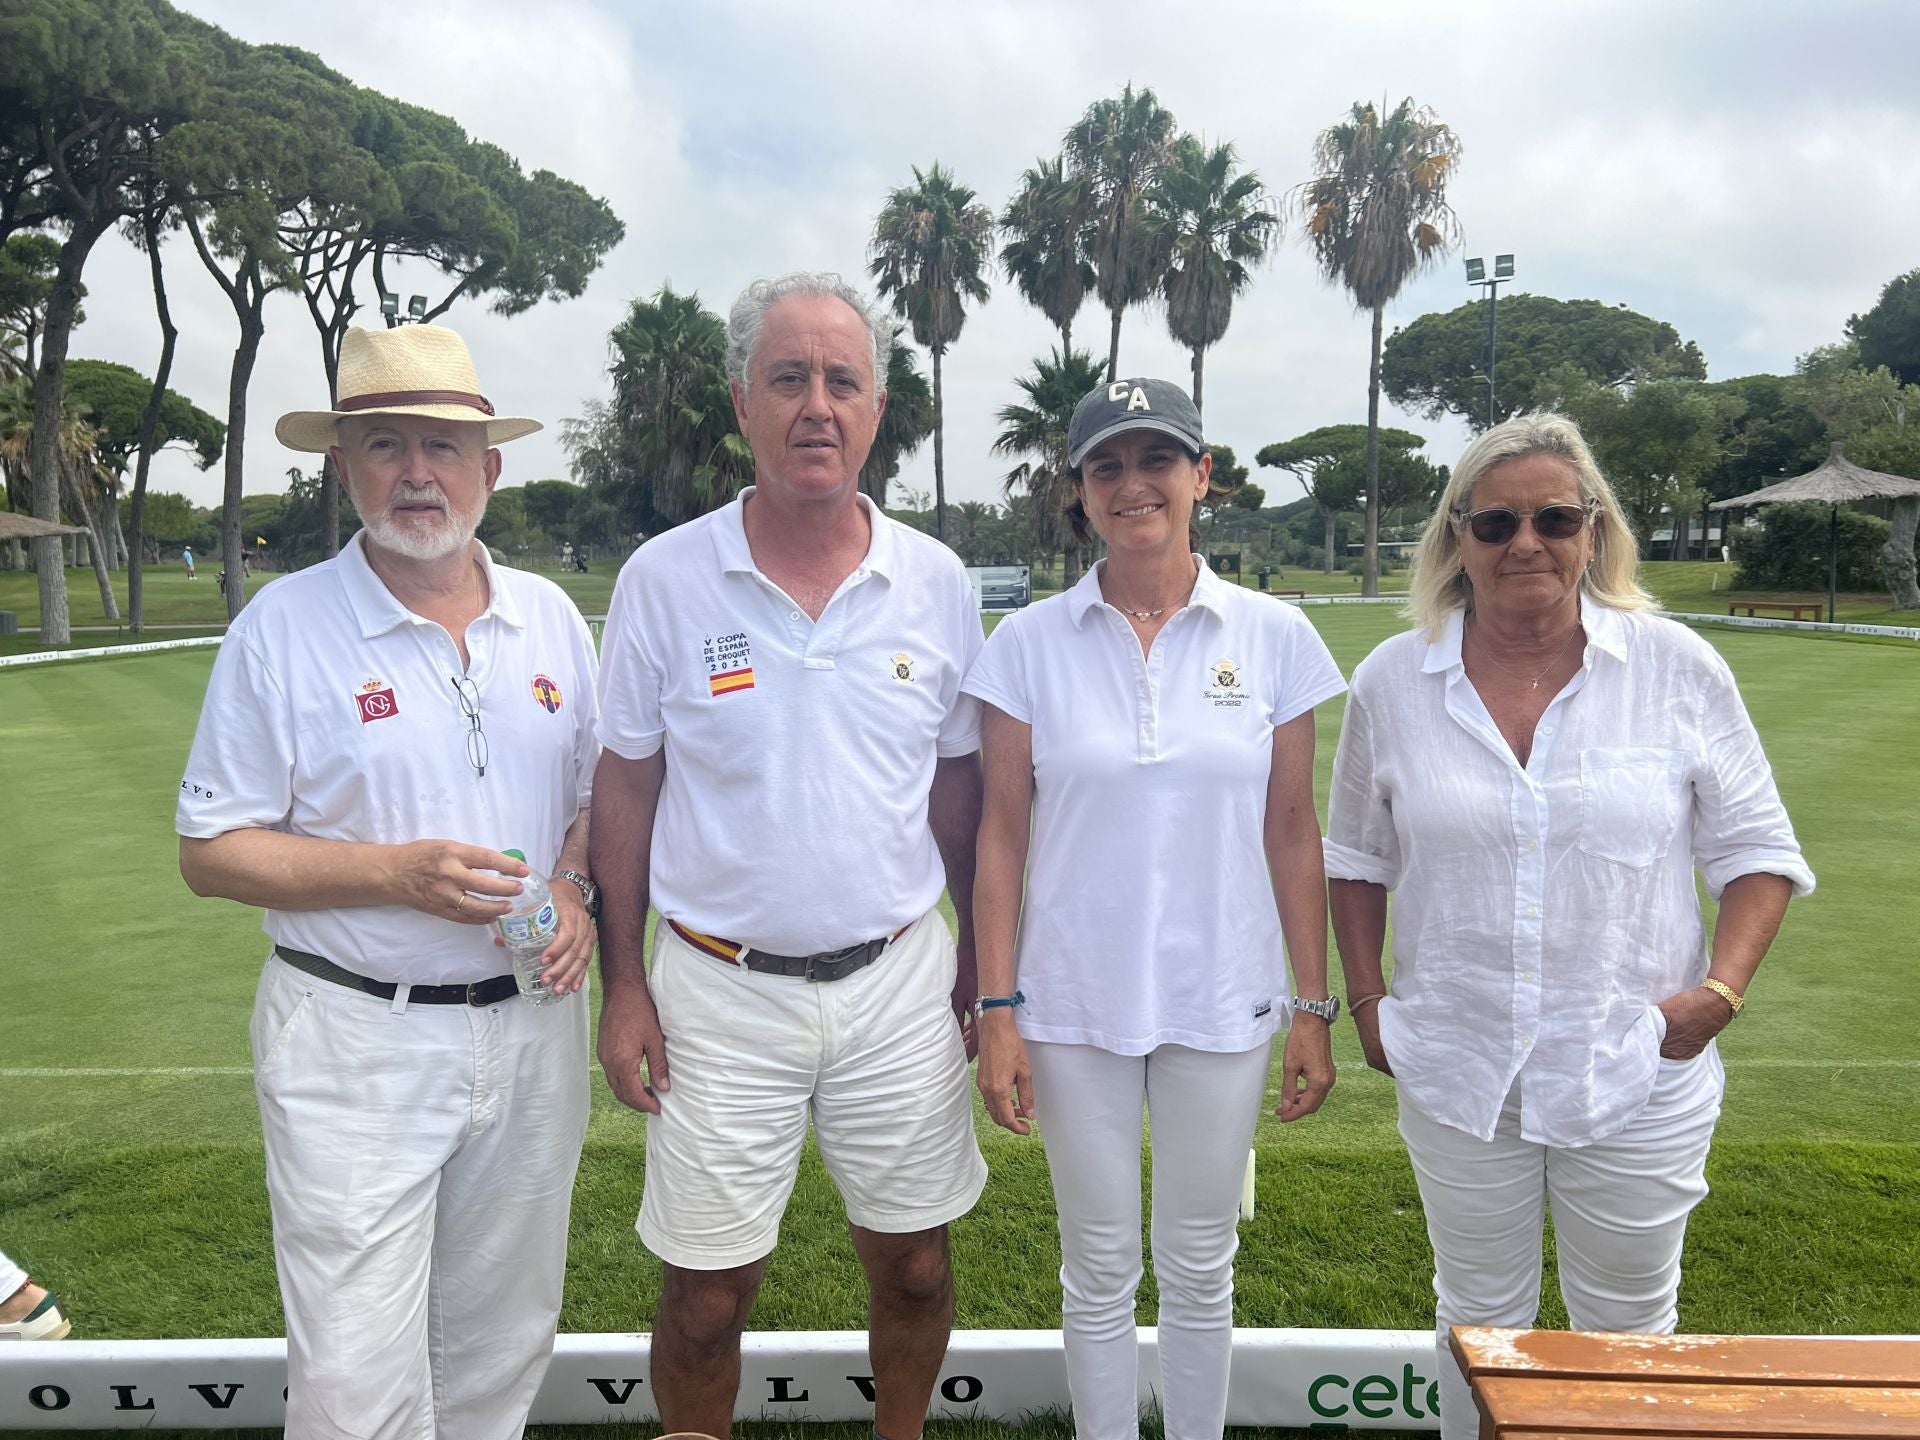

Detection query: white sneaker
(0, 1288), (70, 1340)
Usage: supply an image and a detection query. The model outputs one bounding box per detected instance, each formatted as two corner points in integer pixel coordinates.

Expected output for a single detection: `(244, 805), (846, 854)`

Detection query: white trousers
(1397, 1053), (1724, 1440)
(251, 955), (590, 1440)
(0, 1248), (25, 1300)
(1026, 1039), (1273, 1440)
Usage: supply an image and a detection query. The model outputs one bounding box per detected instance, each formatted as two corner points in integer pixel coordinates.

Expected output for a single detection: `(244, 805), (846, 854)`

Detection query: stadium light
(1465, 253), (1517, 426)
(379, 292), (431, 328)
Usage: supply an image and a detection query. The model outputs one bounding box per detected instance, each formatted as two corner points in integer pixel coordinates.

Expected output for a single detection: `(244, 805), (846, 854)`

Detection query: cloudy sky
(67, 0), (1920, 515)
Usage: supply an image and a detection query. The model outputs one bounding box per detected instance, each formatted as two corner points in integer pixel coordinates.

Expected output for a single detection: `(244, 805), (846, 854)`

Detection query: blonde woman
(1324, 412), (1814, 1440)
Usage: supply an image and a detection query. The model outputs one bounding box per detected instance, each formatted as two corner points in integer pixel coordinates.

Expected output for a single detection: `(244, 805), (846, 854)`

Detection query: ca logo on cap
(1108, 382), (1151, 411)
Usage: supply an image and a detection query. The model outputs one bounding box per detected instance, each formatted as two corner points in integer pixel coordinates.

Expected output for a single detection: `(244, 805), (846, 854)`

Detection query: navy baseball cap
(1067, 377), (1205, 472)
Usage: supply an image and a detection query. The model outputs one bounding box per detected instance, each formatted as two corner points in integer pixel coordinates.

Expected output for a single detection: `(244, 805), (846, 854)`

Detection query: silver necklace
(1113, 602), (1170, 622)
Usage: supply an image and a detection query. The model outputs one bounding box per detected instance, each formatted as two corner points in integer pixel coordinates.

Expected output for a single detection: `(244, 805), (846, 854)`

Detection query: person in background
(1324, 412), (1813, 1440)
(969, 377), (1347, 1440)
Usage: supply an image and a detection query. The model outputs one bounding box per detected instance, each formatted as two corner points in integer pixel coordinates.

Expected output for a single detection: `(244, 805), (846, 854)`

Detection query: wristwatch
(1291, 994), (1341, 1023)
(553, 870), (600, 919)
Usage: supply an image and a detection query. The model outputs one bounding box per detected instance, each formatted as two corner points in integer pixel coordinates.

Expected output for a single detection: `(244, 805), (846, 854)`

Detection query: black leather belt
(666, 920), (909, 983)
(275, 946), (520, 1007)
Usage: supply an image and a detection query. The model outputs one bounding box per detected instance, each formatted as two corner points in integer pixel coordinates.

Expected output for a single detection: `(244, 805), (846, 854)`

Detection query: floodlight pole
(1465, 255), (1516, 427)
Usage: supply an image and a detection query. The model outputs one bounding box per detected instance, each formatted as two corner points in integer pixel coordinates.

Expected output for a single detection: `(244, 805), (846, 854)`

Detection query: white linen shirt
(962, 561), (1348, 1055)
(596, 488), (982, 954)
(175, 533), (601, 985)
(1323, 598), (1814, 1147)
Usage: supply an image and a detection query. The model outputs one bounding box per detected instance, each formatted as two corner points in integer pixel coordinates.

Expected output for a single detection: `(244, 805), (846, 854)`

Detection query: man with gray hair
(591, 272), (987, 1440)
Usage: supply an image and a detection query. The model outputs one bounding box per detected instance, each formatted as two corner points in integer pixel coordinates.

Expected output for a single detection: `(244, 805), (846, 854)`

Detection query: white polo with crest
(961, 560), (1347, 1054)
(596, 487), (983, 955)
(175, 531), (601, 984)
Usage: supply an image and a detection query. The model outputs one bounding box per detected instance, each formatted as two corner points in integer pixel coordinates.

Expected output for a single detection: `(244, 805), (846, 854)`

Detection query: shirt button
(1522, 1036), (1534, 1047)
(789, 611), (801, 621)
(1524, 839), (1538, 852)
(1524, 905), (1539, 919)
(1540, 725), (1554, 735)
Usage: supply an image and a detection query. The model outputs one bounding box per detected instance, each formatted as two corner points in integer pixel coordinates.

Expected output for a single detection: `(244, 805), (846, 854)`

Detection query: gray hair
(725, 271), (889, 406)
(1406, 411), (1656, 639)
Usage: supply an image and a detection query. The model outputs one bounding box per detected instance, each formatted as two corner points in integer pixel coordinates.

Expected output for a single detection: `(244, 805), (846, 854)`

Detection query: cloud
(54, 0), (1920, 515)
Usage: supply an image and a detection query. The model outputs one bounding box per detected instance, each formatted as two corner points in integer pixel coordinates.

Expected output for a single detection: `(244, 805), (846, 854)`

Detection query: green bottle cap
(504, 848), (526, 863)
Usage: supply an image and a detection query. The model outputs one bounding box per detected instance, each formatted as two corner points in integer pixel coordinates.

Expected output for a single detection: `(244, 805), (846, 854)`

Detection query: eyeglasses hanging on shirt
(450, 674), (487, 777)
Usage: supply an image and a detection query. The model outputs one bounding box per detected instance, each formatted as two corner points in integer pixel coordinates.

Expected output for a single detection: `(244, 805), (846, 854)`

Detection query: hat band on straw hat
(339, 389), (497, 417)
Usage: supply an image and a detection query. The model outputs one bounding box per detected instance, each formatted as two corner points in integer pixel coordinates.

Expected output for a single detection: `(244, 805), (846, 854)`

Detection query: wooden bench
(1270, 589), (1308, 599)
(1451, 1327), (1920, 1439)
(1728, 601), (1827, 621)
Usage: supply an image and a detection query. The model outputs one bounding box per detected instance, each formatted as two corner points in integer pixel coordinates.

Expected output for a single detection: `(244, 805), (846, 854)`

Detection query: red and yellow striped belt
(666, 919), (912, 983)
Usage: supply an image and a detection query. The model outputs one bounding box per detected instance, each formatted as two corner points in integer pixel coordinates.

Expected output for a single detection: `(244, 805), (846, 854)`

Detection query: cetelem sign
(0, 1328), (1442, 1430)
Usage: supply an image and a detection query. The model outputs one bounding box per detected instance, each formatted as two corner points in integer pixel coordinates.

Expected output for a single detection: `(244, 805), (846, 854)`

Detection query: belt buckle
(466, 980), (490, 1007)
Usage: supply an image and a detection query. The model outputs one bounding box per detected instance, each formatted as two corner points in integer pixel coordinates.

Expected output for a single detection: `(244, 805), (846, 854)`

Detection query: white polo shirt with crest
(962, 560), (1348, 1055)
(596, 488), (983, 955)
(175, 532), (601, 984)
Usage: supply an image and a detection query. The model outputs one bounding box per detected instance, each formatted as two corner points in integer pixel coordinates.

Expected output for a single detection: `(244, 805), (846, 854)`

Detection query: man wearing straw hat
(176, 324), (601, 1439)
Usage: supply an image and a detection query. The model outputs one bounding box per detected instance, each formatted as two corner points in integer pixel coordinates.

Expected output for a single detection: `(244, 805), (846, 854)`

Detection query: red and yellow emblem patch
(531, 673), (563, 713)
(709, 666), (755, 697)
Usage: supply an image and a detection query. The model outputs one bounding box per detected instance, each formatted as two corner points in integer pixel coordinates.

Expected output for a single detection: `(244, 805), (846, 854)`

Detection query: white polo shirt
(596, 488), (982, 954)
(1323, 599), (1815, 1146)
(961, 560), (1347, 1055)
(176, 533), (600, 984)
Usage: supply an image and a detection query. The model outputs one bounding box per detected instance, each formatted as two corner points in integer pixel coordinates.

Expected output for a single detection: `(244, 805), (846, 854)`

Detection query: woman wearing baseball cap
(964, 378), (1348, 1440)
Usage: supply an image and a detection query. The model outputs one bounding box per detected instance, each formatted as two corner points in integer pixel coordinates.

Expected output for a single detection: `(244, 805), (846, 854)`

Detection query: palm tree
(869, 162), (995, 543)
(860, 331), (934, 508)
(1063, 84), (1178, 383)
(608, 285), (752, 531)
(999, 155), (1094, 352)
(1299, 97), (1462, 596)
(0, 379), (119, 617)
(1147, 136), (1278, 415)
(993, 346), (1107, 586)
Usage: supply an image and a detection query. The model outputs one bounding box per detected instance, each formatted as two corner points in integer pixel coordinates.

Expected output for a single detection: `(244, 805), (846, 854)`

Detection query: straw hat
(275, 324), (542, 453)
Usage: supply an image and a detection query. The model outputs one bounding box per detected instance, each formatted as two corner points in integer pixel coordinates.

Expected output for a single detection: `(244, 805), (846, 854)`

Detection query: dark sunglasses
(1454, 502), (1595, 545)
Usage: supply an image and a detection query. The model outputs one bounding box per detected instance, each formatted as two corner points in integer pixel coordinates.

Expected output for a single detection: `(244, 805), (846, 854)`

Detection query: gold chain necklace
(1469, 620), (1583, 691)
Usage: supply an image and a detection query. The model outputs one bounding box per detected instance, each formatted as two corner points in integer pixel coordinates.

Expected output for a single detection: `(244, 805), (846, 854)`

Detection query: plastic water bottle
(495, 848), (560, 1005)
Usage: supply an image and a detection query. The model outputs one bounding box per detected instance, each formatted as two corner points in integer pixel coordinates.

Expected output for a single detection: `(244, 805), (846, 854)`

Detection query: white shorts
(638, 909), (987, 1270)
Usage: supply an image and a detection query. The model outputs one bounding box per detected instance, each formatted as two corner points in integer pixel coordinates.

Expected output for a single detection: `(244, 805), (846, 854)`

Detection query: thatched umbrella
(0, 511), (87, 540)
(1710, 442), (1920, 622)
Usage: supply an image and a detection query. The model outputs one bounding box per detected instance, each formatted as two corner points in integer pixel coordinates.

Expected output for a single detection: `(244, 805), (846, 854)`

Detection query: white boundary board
(0, 1328), (1443, 1429)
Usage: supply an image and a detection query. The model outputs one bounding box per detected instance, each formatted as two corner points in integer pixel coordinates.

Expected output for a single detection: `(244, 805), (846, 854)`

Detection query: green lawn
(2, 606), (1917, 1440)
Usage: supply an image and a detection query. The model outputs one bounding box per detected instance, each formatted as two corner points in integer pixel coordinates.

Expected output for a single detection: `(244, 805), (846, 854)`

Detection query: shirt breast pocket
(1578, 746), (1687, 868)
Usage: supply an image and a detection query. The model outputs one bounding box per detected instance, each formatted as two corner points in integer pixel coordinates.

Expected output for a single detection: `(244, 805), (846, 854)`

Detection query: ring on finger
(456, 892), (468, 914)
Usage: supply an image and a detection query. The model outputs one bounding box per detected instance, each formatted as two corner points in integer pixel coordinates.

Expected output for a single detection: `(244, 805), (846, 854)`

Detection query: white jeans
(1397, 1052), (1724, 1440)
(251, 955), (590, 1440)
(1026, 1039), (1273, 1440)
(0, 1248), (25, 1300)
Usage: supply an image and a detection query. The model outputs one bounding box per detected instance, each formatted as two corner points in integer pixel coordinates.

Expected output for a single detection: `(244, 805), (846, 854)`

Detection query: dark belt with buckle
(275, 946), (520, 1007)
(666, 920), (910, 983)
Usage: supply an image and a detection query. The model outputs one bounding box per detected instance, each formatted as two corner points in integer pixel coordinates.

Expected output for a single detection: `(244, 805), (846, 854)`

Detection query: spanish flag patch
(709, 666), (756, 696)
